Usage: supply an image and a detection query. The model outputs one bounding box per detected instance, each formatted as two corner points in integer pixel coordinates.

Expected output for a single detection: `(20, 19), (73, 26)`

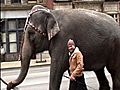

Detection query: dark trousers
(69, 74), (87, 90)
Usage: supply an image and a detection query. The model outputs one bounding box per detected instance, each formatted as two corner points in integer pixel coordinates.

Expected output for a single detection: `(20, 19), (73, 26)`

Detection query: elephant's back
(52, 9), (117, 25)
(52, 9), (119, 37)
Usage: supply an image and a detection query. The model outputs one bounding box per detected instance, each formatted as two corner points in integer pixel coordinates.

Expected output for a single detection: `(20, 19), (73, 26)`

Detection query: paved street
(1, 66), (112, 90)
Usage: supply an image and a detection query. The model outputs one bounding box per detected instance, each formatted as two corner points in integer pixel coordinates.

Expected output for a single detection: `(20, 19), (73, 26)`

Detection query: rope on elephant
(63, 75), (97, 90)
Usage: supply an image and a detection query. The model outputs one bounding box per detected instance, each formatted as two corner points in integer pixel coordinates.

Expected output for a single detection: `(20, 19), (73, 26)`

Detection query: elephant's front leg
(109, 64), (120, 90)
(49, 52), (69, 90)
(49, 61), (66, 90)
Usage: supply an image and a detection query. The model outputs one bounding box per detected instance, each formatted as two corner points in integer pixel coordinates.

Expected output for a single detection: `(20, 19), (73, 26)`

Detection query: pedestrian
(1, 46), (6, 62)
(67, 39), (87, 90)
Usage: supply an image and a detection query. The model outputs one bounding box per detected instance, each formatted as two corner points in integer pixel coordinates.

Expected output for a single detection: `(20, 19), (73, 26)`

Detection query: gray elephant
(7, 5), (120, 90)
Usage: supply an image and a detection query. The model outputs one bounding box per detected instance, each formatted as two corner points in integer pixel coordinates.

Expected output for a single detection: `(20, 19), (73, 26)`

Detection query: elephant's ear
(47, 14), (60, 40)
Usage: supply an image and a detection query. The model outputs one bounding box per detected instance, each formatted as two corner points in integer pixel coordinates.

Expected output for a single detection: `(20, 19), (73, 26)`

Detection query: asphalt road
(1, 66), (112, 90)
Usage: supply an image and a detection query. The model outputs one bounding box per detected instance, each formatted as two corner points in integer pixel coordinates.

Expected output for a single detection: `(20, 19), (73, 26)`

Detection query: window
(0, 0), (4, 4)
(8, 20), (16, 30)
(105, 0), (119, 1)
(2, 33), (6, 43)
(28, 0), (37, 3)
(9, 32), (17, 53)
(109, 14), (119, 23)
(1, 18), (25, 54)
(18, 19), (26, 29)
(53, 0), (72, 2)
(1, 20), (6, 51)
(0, 20), (5, 31)
(11, 0), (21, 3)
(2, 33), (6, 51)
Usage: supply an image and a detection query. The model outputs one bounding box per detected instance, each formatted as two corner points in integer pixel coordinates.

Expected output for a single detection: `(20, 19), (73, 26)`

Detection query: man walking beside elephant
(67, 39), (87, 90)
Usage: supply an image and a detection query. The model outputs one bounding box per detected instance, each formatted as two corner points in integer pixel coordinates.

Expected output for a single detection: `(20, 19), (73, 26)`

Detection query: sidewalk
(1, 58), (51, 69)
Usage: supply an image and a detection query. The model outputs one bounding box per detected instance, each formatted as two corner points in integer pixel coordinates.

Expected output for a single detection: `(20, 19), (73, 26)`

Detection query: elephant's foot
(99, 79), (110, 90)
(99, 87), (110, 90)
(94, 68), (110, 90)
(113, 80), (120, 90)
(110, 70), (120, 90)
(99, 84), (110, 90)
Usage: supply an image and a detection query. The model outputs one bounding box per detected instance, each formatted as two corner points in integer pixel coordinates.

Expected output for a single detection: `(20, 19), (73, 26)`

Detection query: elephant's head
(7, 5), (60, 90)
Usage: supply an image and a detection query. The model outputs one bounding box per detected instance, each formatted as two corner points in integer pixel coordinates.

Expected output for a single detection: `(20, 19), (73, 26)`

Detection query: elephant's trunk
(7, 32), (32, 90)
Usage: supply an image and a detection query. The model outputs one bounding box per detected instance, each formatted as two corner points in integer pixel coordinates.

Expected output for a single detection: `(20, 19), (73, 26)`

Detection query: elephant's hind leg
(94, 67), (110, 90)
(109, 70), (120, 90)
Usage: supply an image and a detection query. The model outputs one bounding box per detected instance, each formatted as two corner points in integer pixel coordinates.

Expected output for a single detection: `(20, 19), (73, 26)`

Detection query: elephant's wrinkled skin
(7, 5), (120, 90)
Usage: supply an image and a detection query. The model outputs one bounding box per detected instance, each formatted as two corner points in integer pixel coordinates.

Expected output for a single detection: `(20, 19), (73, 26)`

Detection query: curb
(1, 58), (51, 70)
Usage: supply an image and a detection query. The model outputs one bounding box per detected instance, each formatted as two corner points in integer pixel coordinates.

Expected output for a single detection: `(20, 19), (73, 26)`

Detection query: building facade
(53, 0), (120, 24)
(0, 0), (50, 61)
(1, 0), (120, 62)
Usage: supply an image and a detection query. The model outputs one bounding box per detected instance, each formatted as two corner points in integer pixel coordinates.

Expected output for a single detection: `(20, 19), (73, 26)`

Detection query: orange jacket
(69, 47), (84, 78)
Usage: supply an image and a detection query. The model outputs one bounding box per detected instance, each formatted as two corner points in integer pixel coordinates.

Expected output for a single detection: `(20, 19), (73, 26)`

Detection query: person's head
(67, 39), (75, 52)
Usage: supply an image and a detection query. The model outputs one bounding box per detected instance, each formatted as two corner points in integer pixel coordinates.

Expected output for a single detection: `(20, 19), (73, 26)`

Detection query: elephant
(7, 5), (120, 90)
